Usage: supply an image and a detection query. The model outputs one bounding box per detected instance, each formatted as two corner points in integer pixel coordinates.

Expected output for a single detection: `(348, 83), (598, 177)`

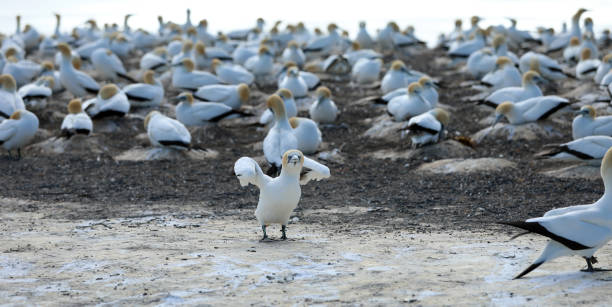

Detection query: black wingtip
(118, 73), (138, 83)
(514, 262), (544, 279)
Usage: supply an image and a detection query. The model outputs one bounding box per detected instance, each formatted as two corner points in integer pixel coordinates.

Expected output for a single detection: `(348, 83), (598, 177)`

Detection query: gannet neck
(601, 148), (612, 197)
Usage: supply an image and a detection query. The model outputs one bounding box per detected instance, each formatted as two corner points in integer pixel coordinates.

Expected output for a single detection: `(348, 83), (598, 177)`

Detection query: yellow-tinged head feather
(182, 41), (194, 53)
(288, 40), (298, 48)
(0, 74), (16, 91)
(455, 19), (462, 27)
(181, 58), (195, 71)
(407, 82), (421, 94)
(471, 16), (481, 25)
(432, 108), (450, 126)
(351, 41), (361, 50)
(267, 94), (286, 117)
(67, 99), (82, 114)
(199, 19), (208, 27)
(522, 70), (540, 85)
(195, 42), (205, 54)
(289, 117), (300, 128)
(143, 70), (155, 85)
(282, 149), (304, 168)
(5, 47), (17, 58)
(42, 76), (55, 88)
(314, 28), (322, 35)
(284, 61), (298, 69)
(99, 84), (119, 100)
(237, 83), (250, 102)
(390, 60), (405, 71)
(496, 101), (514, 115)
(316, 86), (331, 98)
(327, 23), (338, 32)
(57, 42), (71, 57)
(144, 110), (159, 129)
(178, 92), (194, 105)
(72, 57), (82, 70)
(492, 35), (505, 48)
(9, 110), (21, 120)
(418, 76), (432, 86)
(276, 88), (294, 99)
(42, 60), (54, 70)
(211, 58), (222, 70)
(569, 36), (580, 46)
(604, 53), (612, 63)
(187, 27), (197, 36)
(258, 45), (270, 55)
(580, 105), (596, 117)
(154, 47), (168, 56)
(581, 48), (592, 60)
(496, 56), (512, 67)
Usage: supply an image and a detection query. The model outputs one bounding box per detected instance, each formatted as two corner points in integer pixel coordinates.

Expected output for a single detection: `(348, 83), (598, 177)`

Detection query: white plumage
(61, 99), (93, 136)
(175, 92), (237, 126)
(194, 83), (250, 110)
(91, 48), (131, 81)
(263, 95), (299, 169)
(57, 43), (100, 97)
(172, 58), (219, 91)
(122, 71), (164, 108)
(351, 58), (381, 84)
(309, 87), (338, 124)
(290, 117), (322, 154)
(573, 106), (612, 139)
(278, 67), (308, 98)
(0, 109), (38, 156)
(494, 96), (569, 125)
(483, 71), (543, 107)
(145, 111), (191, 150)
(83, 84), (130, 119)
(387, 83), (432, 122)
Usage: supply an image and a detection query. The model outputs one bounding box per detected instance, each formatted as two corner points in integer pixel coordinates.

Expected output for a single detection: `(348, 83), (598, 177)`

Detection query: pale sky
(1, 0), (610, 45)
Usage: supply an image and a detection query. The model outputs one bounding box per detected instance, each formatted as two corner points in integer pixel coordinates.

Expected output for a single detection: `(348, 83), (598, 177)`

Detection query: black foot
(581, 256), (611, 272)
(281, 225), (287, 240)
(260, 225), (271, 242)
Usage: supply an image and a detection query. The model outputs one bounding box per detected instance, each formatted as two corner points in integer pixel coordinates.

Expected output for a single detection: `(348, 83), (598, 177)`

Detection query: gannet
(171, 40), (194, 66)
(2, 49), (41, 87)
(194, 83), (249, 110)
(110, 34), (133, 59)
(506, 18), (537, 45)
(595, 54), (612, 84)
(381, 60), (423, 94)
(39, 61), (63, 93)
(493, 96), (569, 125)
(304, 23), (343, 55)
(481, 56), (522, 91)
(322, 54), (351, 75)
(281, 41), (306, 68)
(354, 22), (374, 49)
(57, 43), (100, 97)
(172, 58), (219, 91)
(37, 35), (57, 58)
(211, 59), (254, 86)
(53, 13), (74, 44)
(501, 144), (612, 278)
(91, 48), (136, 82)
(227, 17), (265, 40)
(260, 88), (298, 125)
(278, 67), (308, 98)
(576, 48), (601, 80)
(351, 58), (382, 85)
(387, 83), (432, 122)
(166, 37), (184, 57)
(466, 48), (496, 78)
(482, 71), (543, 107)
(572, 106), (612, 139)
(448, 29), (486, 61)
(309, 87), (338, 124)
(18, 76), (53, 110)
(0, 109), (38, 159)
(76, 32), (112, 61)
(539, 136), (612, 162)
(547, 8), (588, 52)
(196, 19), (215, 45)
(407, 108), (450, 147)
(145, 110), (191, 150)
(132, 29), (159, 51)
(174, 92), (244, 126)
(277, 62), (321, 90)
(194, 42), (232, 69)
(83, 84), (130, 119)
(563, 37), (582, 63)
(245, 46), (274, 77)
(264, 94), (299, 173)
(344, 41), (382, 67)
(289, 117), (322, 154)
(122, 70), (164, 108)
(0, 74), (25, 120)
(232, 44), (259, 66)
(61, 99), (93, 137)
(140, 47), (169, 72)
(234, 149), (330, 240)
(519, 52), (567, 80)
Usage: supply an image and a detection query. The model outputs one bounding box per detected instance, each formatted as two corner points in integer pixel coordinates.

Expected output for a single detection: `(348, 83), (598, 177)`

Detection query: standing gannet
(260, 88), (298, 125)
(501, 144), (612, 279)
(194, 42), (232, 69)
(57, 43), (100, 97)
(234, 149), (330, 240)
(309, 86), (338, 124)
(281, 41), (306, 67)
(576, 48), (601, 80)
(0, 109), (38, 159)
(355, 22), (374, 49)
(174, 92), (244, 126)
(547, 8), (588, 52)
(264, 95), (299, 174)
(573, 106), (612, 139)
(61, 99), (93, 137)
(83, 84), (130, 119)
(18, 76), (53, 110)
(418, 76), (439, 107)
(211, 59), (254, 85)
(122, 70), (164, 108)
(482, 71), (544, 107)
(140, 47), (169, 72)
(194, 83), (249, 110)
(351, 58), (382, 85)
(277, 62), (321, 90)
(91, 48), (136, 82)
(0, 74), (25, 119)
(39, 61), (63, 93)
(145, 111), (191, 150)
(595, 54), (612, 84)
(289, 117), (322, 154)
(493, 97), (569, 125)
(519, 52), (568, 80)
(278, 67), (308, 98)
(171, 58), (219, 91)
(482, 56), (522, 91)
(407, 108), (450, 147)
(387, 83), (432, 122)
(196, 19), (215, 45)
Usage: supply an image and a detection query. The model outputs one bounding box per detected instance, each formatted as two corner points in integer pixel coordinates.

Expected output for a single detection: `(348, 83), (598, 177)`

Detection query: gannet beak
(432, 82), (440, 90)
(535, 76), (548, 85)
(170, 96), (181, 102)
(492, 114), (503, 126)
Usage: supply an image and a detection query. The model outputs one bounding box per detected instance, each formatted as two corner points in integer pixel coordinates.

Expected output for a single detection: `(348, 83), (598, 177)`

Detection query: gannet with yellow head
(263, 94), (299, 174)
(0, 109), (38, 159)
(174, 92), (246, 126)
(61, 99), (93, 137)
(493, 95), (569, 125)
(17, 76), (54, 110)
(83, 84), (130, 119)
(145, 110), (191, 150)
(122, 70), (164, 108)
(57, 43), (100, 97)
(193, 83), (249, 110)
(481, 56), (522, 91)
(0, 74), (25, 119)
(572, 105), (612, 139)
(482, 71), (544, 107)
(171, 58), (219, 91)
(387, 82), (432, 122)
(407, 108), (450, 147)
(576, 48), (601, 80)
(211, 58), (254, 85)
(309, 86), (338, 124)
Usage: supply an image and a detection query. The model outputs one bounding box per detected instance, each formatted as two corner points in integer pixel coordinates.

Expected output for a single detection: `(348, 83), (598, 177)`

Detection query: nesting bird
(493, 96), (569, 125)
(57, 43), (100, 97)
(482, 71), (544, 107)
(0, 74), (25, 120)
(194, 83), (250, 110)
(60, 99), (93, 137)
(172, 58), (219, 90)
(573, 106), (612, 139)
(122, 70), (164, 108)
(83, 84), (130, 119)
(174, 92), (244, 126)
(309, 86), (338, 124)
(145, 110), (191, 150)
(406, 108), (449, 147)
(387, 83), (432, 122)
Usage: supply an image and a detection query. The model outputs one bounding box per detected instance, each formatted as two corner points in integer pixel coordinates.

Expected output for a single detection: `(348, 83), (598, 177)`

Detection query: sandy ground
(2, 198), (612, 306)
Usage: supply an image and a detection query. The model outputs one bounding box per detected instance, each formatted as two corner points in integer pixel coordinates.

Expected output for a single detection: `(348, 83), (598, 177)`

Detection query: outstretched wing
(300, 157), (331, 185)
(234, 157), (271, 188)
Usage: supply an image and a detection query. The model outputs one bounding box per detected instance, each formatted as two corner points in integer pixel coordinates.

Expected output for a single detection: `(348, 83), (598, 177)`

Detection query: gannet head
(143, 70), (155, 85)
(67, 98), (83, 114)
(41, 61), (54, 72)
(237, 83), (250, 103)
(41, 76), (55, 89)
(470, 16), (481, 26)
(287, 66), (299, 77)
(603, 53), (612, 64)
(522, 70), (542, 86)
(569, 36), (580, 46)
(432, 108), (450, 126)
(495, 56), (512, 68)
(454, 19), (462, 28)
(390, 60), (406, 71)
(574, 8), (588, 20)
(144, 110), (160, 129)
(199, 19), (208, 27)
(316, 86), (332, 99)
(178, 58), (195, 72)
(494, 102), (513, 125)
(287, 40), (299, 49)
(351, 41), (361, 50)
(576, 105), (596, 118)
(72, 57), (82, 70)
(314, 28), (322, 35)
(153, 47), (168, 57)
(194, 42), (205, 55)
(359, 21), (366, 28)
(175, 92), (194, 105)
(492, 35), (505, 49)
(57, 42), (71, 58)
(182, 40), (193, 52)
(0, 74), (17, 91)
(327, 23), (338, 33)
(9, 110), (22, 120)
(407, 82), (422, 95)
(267, 94), (286, 118)
(284, 61), (298, 70)
(418, 76), (437, 89)
(55, 13), (61, 21)
(211, 58), (222, 71)
(6, 56), (18, 64)
(388, 22), (400, 32)
(187, 27), (197, 37)
(4, 48), (17, 59)
(289, 117), (300, 128)
(99, 84), (119, 100)
(282, 149), (304, 170)
(276, 88), (294, 100)
(258, 45), (271, 56)
(580, 48), (592, 61)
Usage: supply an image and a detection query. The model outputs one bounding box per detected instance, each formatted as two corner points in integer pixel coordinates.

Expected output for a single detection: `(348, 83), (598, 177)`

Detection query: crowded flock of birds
(2, 8), (612, 279)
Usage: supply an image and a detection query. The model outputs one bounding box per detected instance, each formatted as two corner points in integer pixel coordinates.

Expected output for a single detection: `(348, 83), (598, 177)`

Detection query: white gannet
(171, 40), (194, 66)
(563, 37), (582, 63)
(260, 88), (298, 125)
(501, 144), (612, 278)
(281, 41), (306, 67)
(171, 58), (219, 91)
(2, 49), (41, 87)
(539, 136), (612, 161)
(595, 54), (612, 84)
(245, 46), (275, 77)
(547, 8), (588, 52)
(351, 58), (382, 85)
(83, 84), (130, 119)
(166, 37), (184, 57)
(466, 48), (496, 78)
(0, 74), (25, 119)
(194, 83), (249, 110)
(418, 76), (439, 107)
(0, 109), (38, 158)
(448, 29), (486, 62)
(174, 92), (244, 126)
(289, 117), (322, 154)
(322, 54), (351, 75)
(381, 60), (423, 94)
(145, 110), (191, 150)
(277, 62), (321, 90)
(344, 42), (382, 66)
(481, 56), (522, 91)
(122, 70), (164, 108)
(196, 19), (215, 45)
(234, 149), (330, 240)
(573, 106), (612, 139)
(140, 47), (169, 72)
(264, 94), (299, 173)
(493, 96), (570, 125)
(60, 99), (93, 137)
(387, 83), (432, 122)
(519, 52), (568, 80)
(482, 71), (543, 107)
(37, 35), (57, 58)
(278, 67), (308, 98)
(355, 21), (374, 49)
(407, 108), (450, 147)
(303, 23), (343, 55)
(110, 34), (133, 59)
(576, 48), (601, 80)
(76, 32), (111, 61)
(227, 17), (265, 40)
(232, 44), (259, 66)
(91, 48), (136, 82)
(39, 61), (63, 93)
(211, 59), (254, 86)
(194, 42), (233, 69)
(506, 18), (537, 45)
(57, 43), (100, 97)
(309, 86), (338, 124)
(18, 76), (53, 110)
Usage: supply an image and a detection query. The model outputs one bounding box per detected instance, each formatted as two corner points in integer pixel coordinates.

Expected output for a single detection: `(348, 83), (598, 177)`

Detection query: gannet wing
(76, 71), (100, 92)
(300, 156), (331, 185)
(544, 204), (592, 217)
(234, 157), (271, 188)
(0, 120), (17, 142)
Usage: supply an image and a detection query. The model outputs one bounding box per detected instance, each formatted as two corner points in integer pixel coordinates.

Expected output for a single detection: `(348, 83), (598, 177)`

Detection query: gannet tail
(514, 261), (544, 279)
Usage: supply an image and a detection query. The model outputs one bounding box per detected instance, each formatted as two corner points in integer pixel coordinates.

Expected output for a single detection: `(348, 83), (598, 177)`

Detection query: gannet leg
(582, 256), (612, 272)
(260, 225), (268, 241)
(17, 148), (21, 160)
(281, 225), (287, 240)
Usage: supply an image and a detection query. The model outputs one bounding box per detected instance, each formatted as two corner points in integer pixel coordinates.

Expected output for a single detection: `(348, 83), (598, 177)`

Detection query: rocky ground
(2, 47), (612, 305)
